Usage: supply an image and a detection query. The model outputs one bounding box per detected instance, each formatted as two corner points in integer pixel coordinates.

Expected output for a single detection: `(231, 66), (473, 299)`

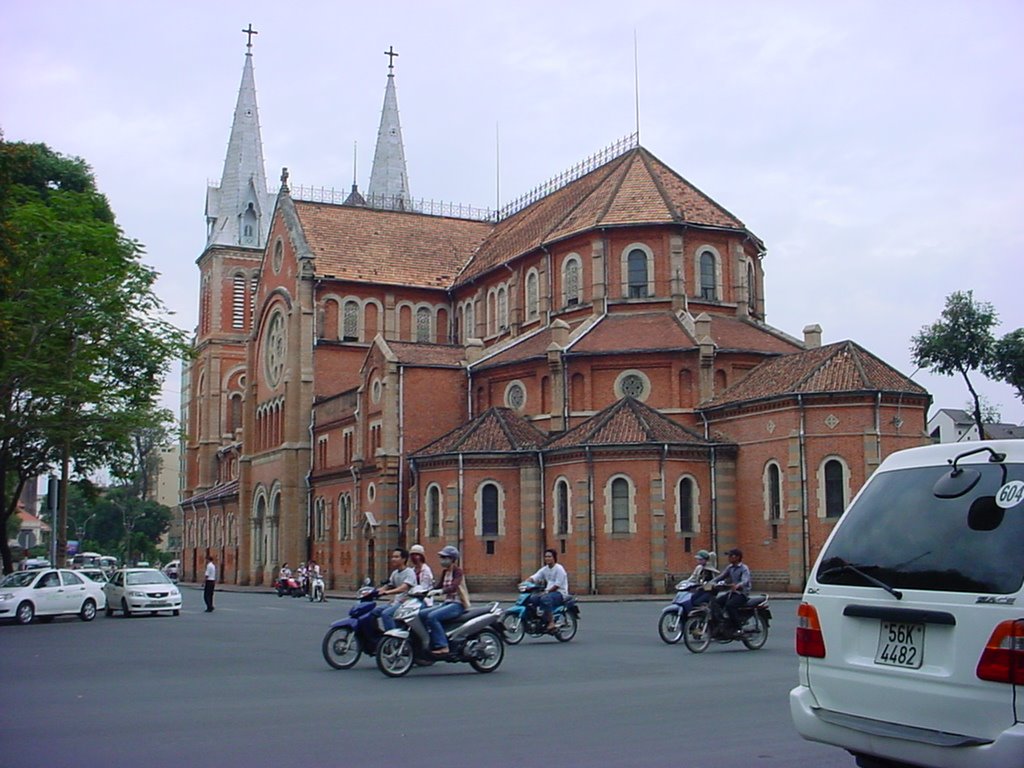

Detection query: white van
(791, 440), (1024, 768)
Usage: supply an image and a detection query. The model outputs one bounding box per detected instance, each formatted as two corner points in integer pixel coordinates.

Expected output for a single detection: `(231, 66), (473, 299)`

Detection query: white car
(791, 440), (1024, 768)
(0, 568), (106, 624)
(103, 568), (181, 617)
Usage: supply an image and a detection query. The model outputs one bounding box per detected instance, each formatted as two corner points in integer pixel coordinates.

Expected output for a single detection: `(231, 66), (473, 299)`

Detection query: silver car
(0, 568), (106, 624)
(103, 568), (182, 617)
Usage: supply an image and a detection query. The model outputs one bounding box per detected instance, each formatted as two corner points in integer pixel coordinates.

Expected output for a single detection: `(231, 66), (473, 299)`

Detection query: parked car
(98, 555), (118, 575)
(76, 568), (109, 586)
(0, 568), (106, 624)
(20, 557), (52, 571)
(69, 552), (102, 569)
(162, 560), (180, 582)
(103, 568), (181, 617)
(791, 440), (1024, 768)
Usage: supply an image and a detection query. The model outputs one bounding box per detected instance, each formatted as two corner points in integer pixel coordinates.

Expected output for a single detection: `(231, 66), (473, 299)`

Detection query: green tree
(0, 139), (188, 574)
(985, 328), (1024, 405)
(911, 291), (998, 437)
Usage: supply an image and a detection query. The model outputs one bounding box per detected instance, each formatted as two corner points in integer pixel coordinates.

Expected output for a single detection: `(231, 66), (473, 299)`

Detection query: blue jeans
(538, 591), (564, 625)
(379, 603), (401, 631)
(422, 601), (464, 649)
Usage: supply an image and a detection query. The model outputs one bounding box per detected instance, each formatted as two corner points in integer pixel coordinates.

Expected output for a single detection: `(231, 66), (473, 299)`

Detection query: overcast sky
(3, 0), (1022, 425)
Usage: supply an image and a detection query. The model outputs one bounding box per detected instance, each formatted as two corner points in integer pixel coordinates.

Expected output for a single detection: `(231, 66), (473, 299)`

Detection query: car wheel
(121, 598), (132, 617)
(15, 601), (34, 625)
(105, 603), (113, 617)
(80, 599), (97, 622)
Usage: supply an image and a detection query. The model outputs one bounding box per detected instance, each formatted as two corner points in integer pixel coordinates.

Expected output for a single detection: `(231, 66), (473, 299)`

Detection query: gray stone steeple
(367, 48), (411, 210)
(205, 40), (274, 248)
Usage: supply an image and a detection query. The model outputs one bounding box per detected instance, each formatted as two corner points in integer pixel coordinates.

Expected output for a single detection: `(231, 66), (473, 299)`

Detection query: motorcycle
(308, 571), (326, 602)
(681, 585), (771, 653)
(375, 585), (506, 677)
(322, 585), (385, 668)
(500, 581), (580, 644)
(658, 577), (708, 644)
(275, 575), (304, 597)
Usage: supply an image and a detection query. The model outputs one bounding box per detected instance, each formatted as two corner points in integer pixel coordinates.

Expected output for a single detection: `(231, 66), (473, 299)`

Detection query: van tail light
(976, 619), (1024, 685)
(796, 602), (826, 658)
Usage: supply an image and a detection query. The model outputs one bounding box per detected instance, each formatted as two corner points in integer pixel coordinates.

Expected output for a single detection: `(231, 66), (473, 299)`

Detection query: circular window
(615, 370), (650, 401)
(367, 483), (376, 503)
(371, 378), (383, 403)
(264, 310), (286, 387)
(505, 381), (526, 411)
(272, 239), (284, 274)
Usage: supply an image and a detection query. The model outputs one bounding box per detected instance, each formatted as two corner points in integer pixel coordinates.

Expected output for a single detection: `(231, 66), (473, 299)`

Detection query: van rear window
(817, 463), (1024, 594)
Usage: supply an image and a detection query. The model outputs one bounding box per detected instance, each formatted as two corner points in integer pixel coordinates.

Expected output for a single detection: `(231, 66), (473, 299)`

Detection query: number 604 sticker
(995, 480), (1024, 509)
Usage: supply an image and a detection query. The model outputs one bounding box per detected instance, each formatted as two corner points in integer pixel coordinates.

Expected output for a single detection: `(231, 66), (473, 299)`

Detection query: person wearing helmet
(527, 548), (569, 633)
(420, 545), (469, 656)
(681, 550), (718, 615)
(408, 544), (434, 606)
(708, 548), (751, 635)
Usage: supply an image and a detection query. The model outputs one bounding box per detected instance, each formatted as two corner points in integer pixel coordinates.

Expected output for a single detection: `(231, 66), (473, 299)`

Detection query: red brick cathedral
(180, 41), (930, 593)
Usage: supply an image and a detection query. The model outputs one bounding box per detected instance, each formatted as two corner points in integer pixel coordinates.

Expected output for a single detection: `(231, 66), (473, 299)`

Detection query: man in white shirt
(203, 555), (217, 612)
(528, 548), (569, 632)
(375, 548), (417, 631)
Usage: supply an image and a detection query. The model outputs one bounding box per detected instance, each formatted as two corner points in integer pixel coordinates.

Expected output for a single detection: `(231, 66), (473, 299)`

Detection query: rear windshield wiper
(818, 561), (903, 600)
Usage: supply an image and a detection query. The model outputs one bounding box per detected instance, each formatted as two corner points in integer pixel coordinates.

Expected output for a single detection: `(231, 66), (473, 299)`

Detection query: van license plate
(875, 622), (924, 669)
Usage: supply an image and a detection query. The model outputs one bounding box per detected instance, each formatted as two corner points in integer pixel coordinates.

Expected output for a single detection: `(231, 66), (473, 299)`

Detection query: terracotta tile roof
(412, 408), (547, 458)
(384, 341), (466, 367)
(456, 147), (752, 285)
(545, 397), (710, 450)
(569, 312), (695, 355)
(181, 480), (239, 506)
(703, 340), (929, 409)
(472, 326), (560, 369)
(707, 315), (804, 354)
(294, 202), (491, 288)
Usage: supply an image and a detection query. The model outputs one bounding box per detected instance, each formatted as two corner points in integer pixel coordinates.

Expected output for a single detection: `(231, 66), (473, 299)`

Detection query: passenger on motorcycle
(420, 545), (470, 656)
(681, 550), (718, 613)
(707, 548), (751, 635)
(409, 544), (434, 606)
(279, 562), (292, 581)
(375, 548), (417, 631)
(526, 548), (569, 633)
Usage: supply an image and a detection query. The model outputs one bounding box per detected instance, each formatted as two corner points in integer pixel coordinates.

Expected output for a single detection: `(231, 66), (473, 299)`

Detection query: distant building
(927, 408), (1024, 443)
(150, 443), (182, 554)
(180, 41), (931, 593)
(12, 507), (49, 551)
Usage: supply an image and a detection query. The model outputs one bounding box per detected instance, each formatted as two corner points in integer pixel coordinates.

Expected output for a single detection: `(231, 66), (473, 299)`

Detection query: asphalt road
(0, 589), (855, 768)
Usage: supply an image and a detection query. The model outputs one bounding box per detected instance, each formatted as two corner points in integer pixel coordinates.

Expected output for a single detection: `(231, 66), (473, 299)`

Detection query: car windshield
(817, 462), (1024, 594)
(126, 570), (171, 586)
(2, 572), (38, 588)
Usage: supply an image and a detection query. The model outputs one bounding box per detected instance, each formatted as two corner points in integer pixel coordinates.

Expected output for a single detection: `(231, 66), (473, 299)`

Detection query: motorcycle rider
(420, 545), (469, 656)
(375, 548), (417, 631)
(526, 548), (569, 633)
(708, 548), (751, 635)
(409, 544), (434, 606)
(278, 562), (292, 588)
(680, 550), (718, 614)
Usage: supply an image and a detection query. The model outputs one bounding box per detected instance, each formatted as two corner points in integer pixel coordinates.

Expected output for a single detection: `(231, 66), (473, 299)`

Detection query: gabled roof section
(382, 340), (465, 367)
(705, 315), (804, 355)
(181, 480), (240, 506)
(292, 201), (490, 288)
(569, 312), (696, 355)
(412, 407), (547, 458)
(545, 397), (710, 450)
(456, 146), (752, 286)
(703, 340), (929, 409)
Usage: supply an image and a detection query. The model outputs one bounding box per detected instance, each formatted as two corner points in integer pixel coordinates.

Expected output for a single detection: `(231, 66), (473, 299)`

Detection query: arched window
(338, 494), (352, 541)
(525, 270), (539, 321)
(678, 477), (695, 532)
(232, 274), (246, 329)
(765, 462), (783, 521)
(481, 483), (499, 537)
(464, 302), (475, 340)
(611, 477), (630, 533)
(824, 459), (846, 518)
(343, 300), (359, 341)
(747, 261), (757, 313)
(563, 257), (580, 307)
(627, 248), (648, 298)
(699, 250), (717, 300)
(241, 203), (257, 246)
(227, 393), (242, 435)
(555, 479), (570, 536)
(314, 497), (326, 541)
(426, 485), (441, 538)
(497, 287), (507, 330)
(415, 307), (432, 342)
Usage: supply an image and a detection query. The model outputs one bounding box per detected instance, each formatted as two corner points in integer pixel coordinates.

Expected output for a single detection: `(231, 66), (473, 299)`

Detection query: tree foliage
(911, 291), (998, 436)
(0, 138), (188, 573)
(985, 328), (1024, 405)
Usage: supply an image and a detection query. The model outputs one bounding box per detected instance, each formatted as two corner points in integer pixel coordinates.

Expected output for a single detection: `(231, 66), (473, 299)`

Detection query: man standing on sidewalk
(204, 554), (217, 612)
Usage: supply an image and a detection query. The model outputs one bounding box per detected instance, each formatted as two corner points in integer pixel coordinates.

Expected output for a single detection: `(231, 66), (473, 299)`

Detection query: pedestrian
(204, 554), (217, 612)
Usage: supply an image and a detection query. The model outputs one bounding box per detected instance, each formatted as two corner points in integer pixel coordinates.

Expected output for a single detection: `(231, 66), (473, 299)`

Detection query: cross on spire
(242, 24), (258, 51)
(384, 45), (399, 72)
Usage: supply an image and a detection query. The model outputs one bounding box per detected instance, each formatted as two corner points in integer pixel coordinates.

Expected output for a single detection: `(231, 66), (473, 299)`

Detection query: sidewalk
(185, 582), (801, 603)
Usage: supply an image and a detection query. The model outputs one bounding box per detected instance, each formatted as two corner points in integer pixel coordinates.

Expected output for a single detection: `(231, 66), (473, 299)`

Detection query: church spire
(205, 25), (274, 248)
(367, 46), (411, 210)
